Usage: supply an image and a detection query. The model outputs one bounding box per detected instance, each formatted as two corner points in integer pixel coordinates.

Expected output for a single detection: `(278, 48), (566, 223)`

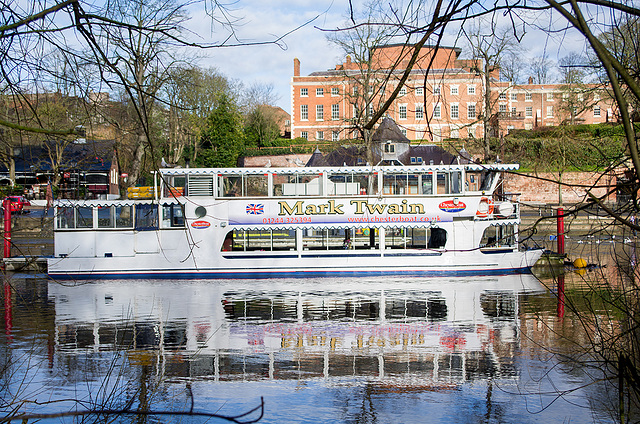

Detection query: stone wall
(503, 171), (617, 204)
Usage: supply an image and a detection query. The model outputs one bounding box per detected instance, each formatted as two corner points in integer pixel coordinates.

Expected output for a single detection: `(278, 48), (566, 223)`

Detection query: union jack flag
(246, 204), (264, 215)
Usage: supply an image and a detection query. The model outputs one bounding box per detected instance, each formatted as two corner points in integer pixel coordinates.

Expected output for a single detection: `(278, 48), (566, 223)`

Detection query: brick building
(290, 44), (617, 143)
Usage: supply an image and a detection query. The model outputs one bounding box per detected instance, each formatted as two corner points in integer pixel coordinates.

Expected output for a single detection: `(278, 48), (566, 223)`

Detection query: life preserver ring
(476, 197), (494, 218)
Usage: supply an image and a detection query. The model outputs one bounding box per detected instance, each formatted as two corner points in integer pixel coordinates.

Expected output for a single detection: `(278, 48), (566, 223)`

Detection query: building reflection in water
(49, 275), (544, 391)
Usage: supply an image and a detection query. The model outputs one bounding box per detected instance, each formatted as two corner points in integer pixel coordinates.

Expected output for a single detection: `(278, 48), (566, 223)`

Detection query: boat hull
(47, 249), (543, 280)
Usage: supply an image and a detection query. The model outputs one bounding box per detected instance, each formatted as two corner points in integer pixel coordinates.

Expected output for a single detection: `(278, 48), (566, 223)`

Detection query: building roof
(0, 139), (116, 175)
(372, 117), (410, 143)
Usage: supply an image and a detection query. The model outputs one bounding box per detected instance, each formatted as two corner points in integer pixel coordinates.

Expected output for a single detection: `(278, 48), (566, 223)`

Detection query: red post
(557, 207), (565, 256)
(4, 280), (12, 341)
(3, 198), (11, 259)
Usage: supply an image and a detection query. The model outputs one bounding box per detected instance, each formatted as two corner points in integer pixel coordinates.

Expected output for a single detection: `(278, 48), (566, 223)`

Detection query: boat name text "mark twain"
(278, 200), (425, 216)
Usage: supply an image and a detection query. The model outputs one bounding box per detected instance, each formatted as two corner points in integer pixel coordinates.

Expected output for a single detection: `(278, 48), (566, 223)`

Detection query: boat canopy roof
(160, 164), (519, 176)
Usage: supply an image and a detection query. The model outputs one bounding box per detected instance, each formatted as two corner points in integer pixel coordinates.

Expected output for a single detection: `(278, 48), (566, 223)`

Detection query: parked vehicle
(2, 196), (31, 214)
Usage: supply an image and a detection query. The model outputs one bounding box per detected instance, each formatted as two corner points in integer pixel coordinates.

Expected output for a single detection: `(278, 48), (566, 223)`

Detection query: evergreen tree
(199, 95), (244, 167)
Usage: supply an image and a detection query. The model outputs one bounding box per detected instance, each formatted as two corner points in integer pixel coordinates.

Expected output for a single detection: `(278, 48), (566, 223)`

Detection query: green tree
(164, 66), (235, 165)
(244, 105), (282, 147)
(198, 95), (244, 167)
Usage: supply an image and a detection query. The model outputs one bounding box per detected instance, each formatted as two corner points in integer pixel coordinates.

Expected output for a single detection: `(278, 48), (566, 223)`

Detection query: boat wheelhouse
(47, 164), (543, 279)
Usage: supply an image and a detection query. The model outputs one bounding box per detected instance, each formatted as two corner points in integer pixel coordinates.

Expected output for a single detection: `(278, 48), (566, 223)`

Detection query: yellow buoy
(573, 258), (587, 268)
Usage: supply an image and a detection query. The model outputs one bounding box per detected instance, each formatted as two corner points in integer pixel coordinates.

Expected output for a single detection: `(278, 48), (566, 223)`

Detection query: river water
(2, 262), (633, 424)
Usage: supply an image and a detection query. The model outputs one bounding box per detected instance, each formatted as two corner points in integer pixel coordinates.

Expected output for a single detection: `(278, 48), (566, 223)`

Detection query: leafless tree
(529, 53), (555, 84)
(461, 20), (524, 159)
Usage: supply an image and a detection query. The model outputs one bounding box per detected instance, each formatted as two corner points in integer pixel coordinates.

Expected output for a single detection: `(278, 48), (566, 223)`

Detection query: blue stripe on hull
(48, 266), (535, 280)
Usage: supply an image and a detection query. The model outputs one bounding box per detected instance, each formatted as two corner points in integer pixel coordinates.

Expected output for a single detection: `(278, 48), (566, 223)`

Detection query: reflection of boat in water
(50, 275), (545, 386)
(48, 164), (543, 279)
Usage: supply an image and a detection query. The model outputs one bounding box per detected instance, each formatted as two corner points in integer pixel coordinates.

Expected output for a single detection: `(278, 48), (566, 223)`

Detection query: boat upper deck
(157, 164), (519, 199)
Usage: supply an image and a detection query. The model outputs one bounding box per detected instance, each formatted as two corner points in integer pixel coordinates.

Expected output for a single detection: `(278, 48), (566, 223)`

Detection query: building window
(511, 107), (517, 114)
(332, 131), (339, 141)
(301, 131), (308, 140)
(316, 104), (324, 121)
(301, 104), (308, 120)
(316, 131), (324, 140)
(510, 93), (518, 101)
(399, 86), (407, 96)
(416, 87), (424, 96)
(433, 104), (441, 119)
(467, 103), (476, 119)
(526, 106), (532, 117)
(399, 104), (407, 120)
(301, 88), (308, 97)
(499, 92), (507, 100)
(499, 104), (507, 113)
(368, 104), (373, 117)
(450, 85), (459, 95)
(547, 105), (553, 117)
(433, 86), (441, 95)
(410, 157), (423, 164)
(384, 143), (395, 153)
(353, 86), (359, 95)
(415, 104), (424, 120)
(467, 85), (476, 95)
(450, 103), (459, 119)
(525, 92), (532, 101)
(546, 92), (554, 101)
(594, 105), (601, 117)
(331, 87), (339, 96)
(316, 87), (324, 97)
(400, 128), (407, 136)
(332, 104), (339, 120)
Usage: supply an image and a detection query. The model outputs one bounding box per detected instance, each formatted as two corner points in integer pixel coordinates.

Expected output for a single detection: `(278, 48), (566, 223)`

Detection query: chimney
(294, 58), (300, 77)
(528, 76), (533, 84)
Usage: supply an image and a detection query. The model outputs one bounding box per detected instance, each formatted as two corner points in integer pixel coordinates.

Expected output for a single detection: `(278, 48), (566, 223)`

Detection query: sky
(184, 0), (591, 113)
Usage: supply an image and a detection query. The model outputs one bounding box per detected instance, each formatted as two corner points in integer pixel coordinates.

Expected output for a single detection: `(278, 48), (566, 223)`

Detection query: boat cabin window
(436, 172), (461, 194)
(135, 204), (158, 231)
(465, 172), (480, 191)
(76, 207), (93, 228)
(98, 206), (114, 228)
(302, 227), (378, 250)
(162, 204), (185, 228)
(385, 227), (446, 249)
(57, 205), (133, 230)
(479, 171), (496, 192)
(163, 174), (185, 197)
(480, 224), (515, 248)
(219, 174), (268, 197)
(275, 173), (322, 196)
(56, 207), (76, 229)
(422, 173), (433, 195)
(116, 206), (133, 228)
(383, 173), (419, 195)
(223, 229), (296, 251)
